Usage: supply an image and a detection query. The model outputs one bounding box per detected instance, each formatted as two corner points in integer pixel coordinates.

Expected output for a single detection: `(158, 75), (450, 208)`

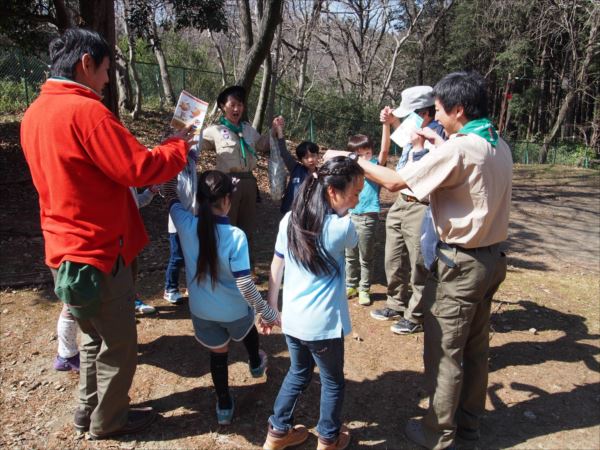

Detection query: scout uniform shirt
(399, 133), (512, 248)
(201, 122), (270, 173)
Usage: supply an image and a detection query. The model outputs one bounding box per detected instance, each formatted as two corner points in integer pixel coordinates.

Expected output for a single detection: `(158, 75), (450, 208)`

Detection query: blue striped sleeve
(232, 269), (251, 278)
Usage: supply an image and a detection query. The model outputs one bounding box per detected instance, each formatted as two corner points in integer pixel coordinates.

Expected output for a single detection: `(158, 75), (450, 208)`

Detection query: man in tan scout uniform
(326, 71), (512, 449)
(202, 85), (282, 269)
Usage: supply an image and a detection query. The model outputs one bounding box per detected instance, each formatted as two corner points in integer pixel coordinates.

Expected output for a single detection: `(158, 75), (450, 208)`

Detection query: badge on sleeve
(221, 128), (231, 140)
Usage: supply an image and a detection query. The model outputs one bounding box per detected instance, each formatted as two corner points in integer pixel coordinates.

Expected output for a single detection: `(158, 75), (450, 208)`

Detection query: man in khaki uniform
(326, 72), (512, 450)
(202, 86), (280, 269)
(372, 86), (446, 335)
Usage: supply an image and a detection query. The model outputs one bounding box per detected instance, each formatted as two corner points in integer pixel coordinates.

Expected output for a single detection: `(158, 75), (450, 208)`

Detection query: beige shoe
(317, 425), (351, 450)
(263, 424), (309, 450)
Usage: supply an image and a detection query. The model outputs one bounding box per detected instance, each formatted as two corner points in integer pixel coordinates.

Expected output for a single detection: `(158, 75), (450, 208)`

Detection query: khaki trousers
(54, 257), (138, 436)
(384, 196), (428, 323)
(346, 213), (378, 291)
(228, 175), (257, 267)
(421, 243), (507, 450)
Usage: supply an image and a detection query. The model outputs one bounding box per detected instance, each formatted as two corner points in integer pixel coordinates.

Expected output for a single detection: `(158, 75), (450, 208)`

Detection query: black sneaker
(89, 407), (156, 440)
(370, 307), (402, 321)
(73, 408), (91, 432)
(391, 318), (423, 334)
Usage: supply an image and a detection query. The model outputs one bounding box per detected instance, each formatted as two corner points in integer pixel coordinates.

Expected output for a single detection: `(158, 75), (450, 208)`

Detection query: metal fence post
(18, 50), (30, 105)
(309, 112), (314, 142)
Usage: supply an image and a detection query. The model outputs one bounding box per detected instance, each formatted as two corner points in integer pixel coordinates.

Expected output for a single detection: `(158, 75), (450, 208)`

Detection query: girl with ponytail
(164, 170), (279, 426)
(262, 156), (364, 450)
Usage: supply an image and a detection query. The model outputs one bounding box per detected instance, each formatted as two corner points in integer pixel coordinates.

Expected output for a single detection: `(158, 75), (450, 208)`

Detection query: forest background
(1, 0), (598, 165)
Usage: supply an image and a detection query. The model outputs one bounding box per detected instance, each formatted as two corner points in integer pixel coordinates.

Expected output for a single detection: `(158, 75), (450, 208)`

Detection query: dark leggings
(210, 326), (261, 408)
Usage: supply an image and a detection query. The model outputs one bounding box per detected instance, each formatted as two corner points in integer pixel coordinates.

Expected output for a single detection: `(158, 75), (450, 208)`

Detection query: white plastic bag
(268, 132), (287, 201)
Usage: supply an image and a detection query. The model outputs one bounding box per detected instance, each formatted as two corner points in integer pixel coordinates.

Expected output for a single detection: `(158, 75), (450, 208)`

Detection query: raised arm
(85, 116), (194, 187)
(378, 123), (391, 166)
(324, 149), (408, 192)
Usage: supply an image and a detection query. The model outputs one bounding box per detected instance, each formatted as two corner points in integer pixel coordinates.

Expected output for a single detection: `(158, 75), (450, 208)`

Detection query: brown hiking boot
(263, 424), (309, 450)
(317, 425), (351, 450)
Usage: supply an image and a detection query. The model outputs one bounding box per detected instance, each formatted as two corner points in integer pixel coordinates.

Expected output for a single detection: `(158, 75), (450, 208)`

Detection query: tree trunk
(123, 0), (142, 119)
(236, 0), (284, 98)
(209, 31), (228, 87)
(252, 55), (272, 133)
(148, 19), (175, 107)
(266, 24), (282, 124)
(497, 73), (512, 134)
(115, 46), (133, 113)
(53, 0), (75, 31)
(78, 0), (118, 116)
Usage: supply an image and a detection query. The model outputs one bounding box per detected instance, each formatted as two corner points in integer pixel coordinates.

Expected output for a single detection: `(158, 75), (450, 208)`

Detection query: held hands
(272, 116), (285, 139)
(415, 127), (444, 147)
(257, 314), (281, 335)
(380, 106), (394, 124)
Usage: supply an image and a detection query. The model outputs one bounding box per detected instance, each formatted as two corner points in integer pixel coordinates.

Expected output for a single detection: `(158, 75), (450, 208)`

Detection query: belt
(352, 212), (379, 218)
(401, 193), (429, 206)
(442, 242), (499, 253)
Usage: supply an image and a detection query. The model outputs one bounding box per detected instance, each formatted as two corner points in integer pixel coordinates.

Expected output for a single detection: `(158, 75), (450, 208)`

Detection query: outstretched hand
(167, 124), (196, 148)
(272, 116), (285, 139)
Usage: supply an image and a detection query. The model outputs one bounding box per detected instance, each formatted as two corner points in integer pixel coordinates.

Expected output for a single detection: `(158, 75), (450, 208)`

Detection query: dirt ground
(1, 111), (599, 449)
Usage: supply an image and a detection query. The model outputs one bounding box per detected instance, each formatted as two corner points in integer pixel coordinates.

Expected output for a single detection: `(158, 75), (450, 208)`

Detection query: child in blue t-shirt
(345, 133), (389, 306)
(163, 170), (279, 426)
(262, 156), (364, 450)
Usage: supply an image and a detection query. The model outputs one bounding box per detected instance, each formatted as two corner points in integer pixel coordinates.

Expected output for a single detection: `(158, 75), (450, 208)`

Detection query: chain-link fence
(1, 46), (596, 165)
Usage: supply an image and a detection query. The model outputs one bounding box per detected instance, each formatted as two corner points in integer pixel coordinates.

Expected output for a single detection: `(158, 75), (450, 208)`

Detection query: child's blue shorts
(191, 309), (255, 349)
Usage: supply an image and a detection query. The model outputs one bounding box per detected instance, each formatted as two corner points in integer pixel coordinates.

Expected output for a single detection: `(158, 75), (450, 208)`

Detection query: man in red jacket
(20, 28), (194, 439)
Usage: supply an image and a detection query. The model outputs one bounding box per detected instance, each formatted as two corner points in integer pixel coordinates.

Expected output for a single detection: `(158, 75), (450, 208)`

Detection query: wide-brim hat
(392, 86), (434, 118)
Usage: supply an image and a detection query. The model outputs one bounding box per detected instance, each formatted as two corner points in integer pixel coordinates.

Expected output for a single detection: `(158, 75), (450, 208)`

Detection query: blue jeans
(269, 334), (345, 440)
(165, 233), (184, 293)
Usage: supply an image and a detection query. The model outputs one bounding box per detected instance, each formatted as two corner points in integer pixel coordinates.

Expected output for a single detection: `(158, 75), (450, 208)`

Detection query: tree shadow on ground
(481, 381), (600, 449)
(489, 300), (600, 372)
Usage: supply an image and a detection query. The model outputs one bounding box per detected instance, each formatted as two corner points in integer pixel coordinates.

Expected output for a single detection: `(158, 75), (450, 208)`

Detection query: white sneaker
(163, 290), (183, 304)
(135, 298), (156, 314)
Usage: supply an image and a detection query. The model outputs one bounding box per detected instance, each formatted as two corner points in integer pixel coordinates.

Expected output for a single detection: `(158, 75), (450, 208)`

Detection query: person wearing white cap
(369, 86), (446, 336)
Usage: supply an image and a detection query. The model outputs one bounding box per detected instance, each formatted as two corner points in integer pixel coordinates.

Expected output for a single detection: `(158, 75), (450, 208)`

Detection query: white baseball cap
(392, 86), (435, 118)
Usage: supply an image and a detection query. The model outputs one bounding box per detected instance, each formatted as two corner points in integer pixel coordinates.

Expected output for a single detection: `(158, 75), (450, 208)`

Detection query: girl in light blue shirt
(262, 156), (364, 450)
(164, 170), (279, 426)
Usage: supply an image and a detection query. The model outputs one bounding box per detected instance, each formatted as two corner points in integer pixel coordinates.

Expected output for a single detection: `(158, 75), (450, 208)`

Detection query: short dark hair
(296, 141), (319, 160)
(49, 28), (110, 79)
(347, 134), (373, 152)
(433, 72), (488, 120)
(217, 85), (246, 109)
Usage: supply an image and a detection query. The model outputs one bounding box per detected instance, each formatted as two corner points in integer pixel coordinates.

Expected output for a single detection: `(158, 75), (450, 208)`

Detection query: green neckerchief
(458, 118), (498, 147)
(219, 117), (257, 164)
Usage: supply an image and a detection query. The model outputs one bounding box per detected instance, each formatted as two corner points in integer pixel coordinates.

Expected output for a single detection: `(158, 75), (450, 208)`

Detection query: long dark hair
(196, 170), (235, 288)
(287, 156), (364, 276)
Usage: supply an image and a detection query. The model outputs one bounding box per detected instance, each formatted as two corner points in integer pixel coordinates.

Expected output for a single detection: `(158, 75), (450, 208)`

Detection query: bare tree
(235, 0), (284, 97)
(539, 1), (599, 162)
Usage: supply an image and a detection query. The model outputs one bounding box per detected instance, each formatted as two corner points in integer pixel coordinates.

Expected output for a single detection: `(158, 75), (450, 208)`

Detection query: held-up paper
(171, 90), (209, 134)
